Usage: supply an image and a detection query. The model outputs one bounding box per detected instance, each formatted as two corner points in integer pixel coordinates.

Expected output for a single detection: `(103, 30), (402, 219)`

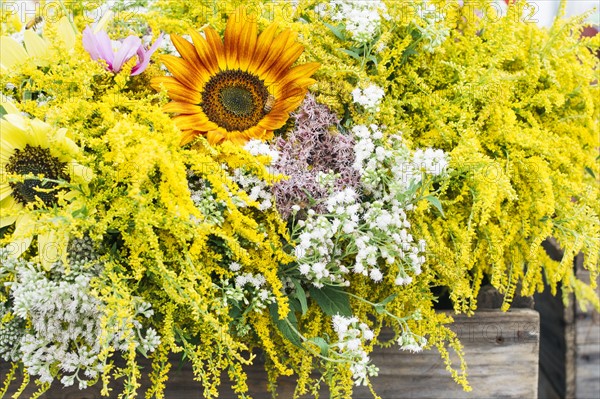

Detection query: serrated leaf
(323, 22), (346, 41)
(292, 279), (308, 315)
(269, 303), (302, 347)
(308, 286), (352, 317)
(424, 195), (445, 218)
(307, 337), (329, 356)
(339, 48), (361, 60)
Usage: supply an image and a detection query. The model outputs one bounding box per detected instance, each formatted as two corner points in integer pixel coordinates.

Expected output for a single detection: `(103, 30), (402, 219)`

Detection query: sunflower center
(6, 144), (68, 207)
(220, 86), (254, 116)
(201, 69), (269, 132)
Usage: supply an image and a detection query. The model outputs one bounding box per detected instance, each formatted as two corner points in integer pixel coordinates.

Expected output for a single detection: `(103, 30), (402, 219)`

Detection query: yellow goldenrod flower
(0, 16), (76, 72)
(0, 97), (90, 268)
(152, 7), (320, 146)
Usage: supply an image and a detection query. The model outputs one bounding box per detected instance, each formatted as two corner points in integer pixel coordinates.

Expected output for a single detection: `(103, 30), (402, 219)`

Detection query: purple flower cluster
(273, 95), (360, 219)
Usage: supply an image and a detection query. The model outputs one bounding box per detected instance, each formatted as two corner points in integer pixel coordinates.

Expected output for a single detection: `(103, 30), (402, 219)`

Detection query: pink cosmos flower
(82, 26), (163, 76)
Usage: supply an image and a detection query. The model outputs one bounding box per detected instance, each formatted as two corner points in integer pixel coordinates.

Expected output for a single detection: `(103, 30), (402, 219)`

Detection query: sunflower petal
(224, 7), (245, 69)
(38, 230), (68, 270)
(264, 43), (304, 83)
(173, 114), (216, 131)
(56, 16), (77, 50)
(201, 27), (226, 71)
(259, 112), (291, 130)
(160, 55), (207, 90)
(152, 76), (202, 104)
(171, 34), (202, 65)
(8, 213), (34, 258)
(248, 22), (278, 72)
(206, 129), (226, 145)
(255, 29), (292, 81)
(0, 182), (13, 203)
(163, 101), (206, 115)
(188, 29), (220, 75)
(0, 36), (28, 70)
(24, 29), (49, 60)
(237, 15), (257, 72)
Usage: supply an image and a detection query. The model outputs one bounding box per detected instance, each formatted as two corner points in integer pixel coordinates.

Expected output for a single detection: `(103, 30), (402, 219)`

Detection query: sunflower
(0, 16), (76, 72)
(152, 8), (320, 145)
(0, 97), (90, 269)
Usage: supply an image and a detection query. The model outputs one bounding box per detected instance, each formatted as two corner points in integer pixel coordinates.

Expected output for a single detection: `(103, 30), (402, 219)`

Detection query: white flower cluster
(0, 248), (160, 388)
(227, 140), (279, 211)
(351, 84), (385, 113)
(398, 331), (428, 353)
(244, 139), (280, 163)
(331, 315), (378, 386)
(293, 123), (449, 287)
(294, 187), (359, 287)
(412, 148), (449, 177)
(220, 263), (275, 331)
(330, 0), (387, 43)
(188, 171), (226, 225)
(353, 124), (448, 192)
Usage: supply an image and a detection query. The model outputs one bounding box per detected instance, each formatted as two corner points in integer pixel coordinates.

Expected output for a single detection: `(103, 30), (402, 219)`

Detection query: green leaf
(307, 337), (329, 356)
(0, 105), (6, 118)
(374, 293), (397, 314)
(339, 48), (361, 60)
(323, 22), (346, 41)
(308, 285), (352, 317)
(291, 279), (308, 315)
(269, 303), (303, 347)
(584, 166), (596, 179)
(424, 195), (445, 218)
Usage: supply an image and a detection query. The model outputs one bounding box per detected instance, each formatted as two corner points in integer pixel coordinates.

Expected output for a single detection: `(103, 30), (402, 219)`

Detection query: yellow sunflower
(0, 16), (76, 72)
(152, 8), (320, 146)
(0, 97), (90, 269)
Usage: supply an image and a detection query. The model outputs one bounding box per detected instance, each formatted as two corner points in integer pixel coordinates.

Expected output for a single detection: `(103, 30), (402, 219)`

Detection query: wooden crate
(1, 309), (539, 399)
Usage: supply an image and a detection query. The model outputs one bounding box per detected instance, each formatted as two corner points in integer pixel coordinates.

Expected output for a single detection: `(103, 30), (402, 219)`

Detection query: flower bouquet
(0, 0), (598, 398)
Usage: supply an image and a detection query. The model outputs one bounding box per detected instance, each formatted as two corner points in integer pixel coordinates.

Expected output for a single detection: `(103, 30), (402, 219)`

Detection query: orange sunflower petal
(237, 16), (258, 72)
(173, 114), (216, 131)
(202, 27), (227, 71)
(151, 76), (202, 104)
(264, 42), (304, 83)
(207, 129), (226, 145)
(163, 101), (205, 115)
(255, 29), (292, 82)
(160, 55), (208, 90)
(170, 34), (205, 69)
(189, 29), (220, 74)
(248, 22), (279, 72)
(180, 130), (200, 146)
(224, 7), (245, 69)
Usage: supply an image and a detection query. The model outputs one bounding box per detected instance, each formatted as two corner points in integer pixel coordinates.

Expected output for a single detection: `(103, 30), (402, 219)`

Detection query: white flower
(412, 148), (449, 176)
(331, 0), (387, 43)
(369, 268), (383, 282)
(299, 263), (311, 275)
(352, 84), (385, 112)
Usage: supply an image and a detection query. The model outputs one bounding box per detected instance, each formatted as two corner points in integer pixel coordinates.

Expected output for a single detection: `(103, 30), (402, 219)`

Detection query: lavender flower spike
(82, 27), (163, 76)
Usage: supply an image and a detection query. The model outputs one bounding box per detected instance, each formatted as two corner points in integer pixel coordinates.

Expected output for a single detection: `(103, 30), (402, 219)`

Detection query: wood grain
(575, 269), (600, 399)
(1, 310), (539, 399)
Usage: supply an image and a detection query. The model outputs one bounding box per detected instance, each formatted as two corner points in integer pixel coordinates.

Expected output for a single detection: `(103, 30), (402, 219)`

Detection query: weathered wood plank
(575, 269), (600, 399)
(1, 310), (539, 399)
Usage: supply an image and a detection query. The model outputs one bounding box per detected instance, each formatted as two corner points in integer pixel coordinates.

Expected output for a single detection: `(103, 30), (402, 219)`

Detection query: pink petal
(82, 26), (115, 70)
(112, 35), (141, 73)
(131, 33), (163, 76)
